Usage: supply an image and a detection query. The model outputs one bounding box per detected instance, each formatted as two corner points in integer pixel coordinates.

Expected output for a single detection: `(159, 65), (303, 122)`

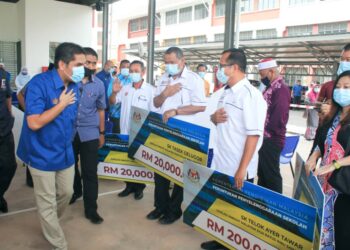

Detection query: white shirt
(116, 81), (155, 134)
(155, 66), (207, 122)
(212, 78), (267, 179)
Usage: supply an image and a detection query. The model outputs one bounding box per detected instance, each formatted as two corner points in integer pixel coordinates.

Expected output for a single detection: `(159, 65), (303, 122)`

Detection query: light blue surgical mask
(333, 88), (350, 107)
(109, 68), (115, 74)
(198, 72), (206, 79)
(71, 66), (85, 83)
(216, 68), (229, 84)
(121, 68), (129, 77)
(130, 72), (142, 83)
(337, 61), (350, 76)
(165, 64), (180, 76)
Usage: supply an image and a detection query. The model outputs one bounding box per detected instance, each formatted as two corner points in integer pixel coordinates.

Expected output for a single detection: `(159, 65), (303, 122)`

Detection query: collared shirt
(0, 69), (14, 136)
(155, 66), (207, 122)
(262, 76), (290, 148)
(292, 84), (303, 97)
(212, 78), (267, 179)
(115, 81), (155, 134)
(96, 70), (112, 109)
(75, 75), (106, 142)
(107, 73), (132, 119)
(17, 69), (78, 171)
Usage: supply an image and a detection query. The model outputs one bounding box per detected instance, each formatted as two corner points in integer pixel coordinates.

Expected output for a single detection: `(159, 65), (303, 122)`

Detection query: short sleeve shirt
(292, 84), (303, 97)
(0, 69), (14, 136)
(212, 78), (267, 179)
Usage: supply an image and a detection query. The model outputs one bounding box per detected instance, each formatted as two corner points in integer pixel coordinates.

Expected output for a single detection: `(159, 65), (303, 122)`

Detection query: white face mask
(314, 87), (320, 93)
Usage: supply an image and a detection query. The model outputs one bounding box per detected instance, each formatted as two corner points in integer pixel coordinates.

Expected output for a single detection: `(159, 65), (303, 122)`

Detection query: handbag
(328, 137), (350, 195)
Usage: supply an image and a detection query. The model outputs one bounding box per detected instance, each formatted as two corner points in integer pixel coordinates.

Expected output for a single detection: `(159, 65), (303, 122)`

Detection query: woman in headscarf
(304, 82), (320, 140)
(15, 67), (31, 92)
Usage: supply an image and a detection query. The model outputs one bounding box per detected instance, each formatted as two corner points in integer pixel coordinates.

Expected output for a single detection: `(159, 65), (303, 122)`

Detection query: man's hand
(163, 109), (177, 123)
(59, 87), (76, 107)
(112, 78), (122, 93)
(211, 108), (228, 125)
(162, 83), (181, 98)
(234, 168), (246, 189)
(99, 134), (105, 148)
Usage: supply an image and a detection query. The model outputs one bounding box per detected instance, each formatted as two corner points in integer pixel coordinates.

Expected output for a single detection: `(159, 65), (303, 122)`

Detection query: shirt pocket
(81, 91), (98, 109)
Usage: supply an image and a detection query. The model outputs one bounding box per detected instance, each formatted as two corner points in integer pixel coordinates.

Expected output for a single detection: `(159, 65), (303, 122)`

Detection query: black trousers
(73, 134), (99, 214)
(125, 181), (146, 192)
(257, 138), (283, 194)
(334, 194), (350, 249)
(110, 117), (120, 134)
(0, 131), (17, 198)
(154, 173), (183, 217)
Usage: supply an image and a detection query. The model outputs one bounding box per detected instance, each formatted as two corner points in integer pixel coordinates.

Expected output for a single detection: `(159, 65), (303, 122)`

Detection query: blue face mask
(337, 61), (350, 76)
(165, 64), (180, 76)
(198, 72), (206, 79)
(121, 68), (129, 77)
(216, 68), (229, 84)
(130, 73), (142, 83)
(333, 89), (350, 107)
(71, 66), (85, 83)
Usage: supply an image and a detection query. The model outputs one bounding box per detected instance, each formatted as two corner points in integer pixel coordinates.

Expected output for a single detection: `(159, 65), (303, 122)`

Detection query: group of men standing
(0, 42), (293, 250)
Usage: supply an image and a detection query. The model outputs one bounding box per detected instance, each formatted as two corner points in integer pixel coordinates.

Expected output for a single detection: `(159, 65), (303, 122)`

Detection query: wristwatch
(332, 160), (341, 169)
(99, 130), (105, 135)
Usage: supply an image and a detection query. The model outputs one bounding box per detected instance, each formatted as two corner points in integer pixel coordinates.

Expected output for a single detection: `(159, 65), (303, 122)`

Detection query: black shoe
(0, 197), (8, 213)
(69, 193), (82, 205)
(201, 241), (228, 250)
(85, 211), (104, 224)
(134, 190), (143, 200)
(118, 187), (133, 197)
(158, 213), (181, 225)
(146, 209), (163, 220)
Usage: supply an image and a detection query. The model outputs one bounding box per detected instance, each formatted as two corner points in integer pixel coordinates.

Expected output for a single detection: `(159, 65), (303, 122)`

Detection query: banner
(293, 153), (325, 250)
(183, 160), (317, 250)
(128, 106), (210, 187)
(98, 134), (154, 184)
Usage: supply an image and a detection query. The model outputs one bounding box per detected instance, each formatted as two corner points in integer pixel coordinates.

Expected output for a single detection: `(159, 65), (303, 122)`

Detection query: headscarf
(15, 67), (31, 92)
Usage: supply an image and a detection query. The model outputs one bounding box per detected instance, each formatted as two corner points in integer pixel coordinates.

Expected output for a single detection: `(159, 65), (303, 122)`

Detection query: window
(164, 39), (177, 47)
(256, 29), (277, 39)
(155, 13), (161, 28)
(287, 25), (313, 36)
(284, 67), (308, 86)
(319, 22), (347, 35)
(179, 37), (191, 45)
(241, 0), (253, 12)
(129, 17), (148, 32)
(166, 10), (177, 25)
(215, 33), (224, 42)
(240, 31), (253, 40)
(289, 0), (315, 6)
(215, 0), (225, 17)
(194, 35), (207, 44)
(195, 3), (209, 20)
(258, 0), (277, 10)
(130, 43), (138, 50)
(179, 7), (192, 23)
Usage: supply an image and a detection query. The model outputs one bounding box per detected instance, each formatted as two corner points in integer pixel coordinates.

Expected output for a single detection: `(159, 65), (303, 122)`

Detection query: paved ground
(0, 108), (313, 250)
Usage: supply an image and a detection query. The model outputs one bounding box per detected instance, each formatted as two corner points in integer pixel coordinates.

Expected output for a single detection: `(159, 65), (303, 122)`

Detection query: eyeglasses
(218, 63), (234, 69)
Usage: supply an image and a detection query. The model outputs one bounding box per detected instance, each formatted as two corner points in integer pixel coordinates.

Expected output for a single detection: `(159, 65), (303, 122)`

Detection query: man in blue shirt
(96, 60), (116, 110)
(0, 63), (11, 84)
(69, 48), (106, 225)
(292, 79), (303, 105)
(107, 59), (132, 133)
(17, 42), (85, 250)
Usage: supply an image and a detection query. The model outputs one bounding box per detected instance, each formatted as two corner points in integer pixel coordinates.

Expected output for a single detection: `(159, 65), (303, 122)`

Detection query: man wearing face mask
(69, 48), (106, 225)
(96, 60), (116, 110)
(256, 58), (290, 194)
(110, 60), (154, 199)
(197, 63), (210, 97)
(147, 47), (206, 225)
(107, 59), (132, 133)
(17, 42), (85, 250)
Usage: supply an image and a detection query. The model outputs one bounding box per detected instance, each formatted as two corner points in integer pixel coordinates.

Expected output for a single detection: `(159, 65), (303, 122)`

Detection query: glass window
(215, 0), (225, 17)
(166, 10), (177, 25)
(319, 22), (347, 35)
(258, 0), (277, 10)
(241, 0), (253, 12)
(289, 0), (315, 6)
(287, 25), (313, 36)
(194, 35), (207, 44)
(240, 31), (253, 40)
(140, 17), (148, 30)
(130, 43), (138, 50)
(164, 39), (177, 47)
(155, 13), (161, 28)
(130, 19), (138, 32)
(256, 29), (277, 39)
(195, 3), (209, 20)
(179, 7), (192, 23)
(215, 33), (224, 42)
(179, 37), (191, 45)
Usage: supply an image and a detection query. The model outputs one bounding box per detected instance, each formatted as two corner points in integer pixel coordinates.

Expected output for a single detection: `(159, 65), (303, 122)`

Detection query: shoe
(85, 211), (104, 224)
(158, 213), (181, 225)
(118, 187), (133, 197)
(0, 197), (8, 213)
(134, 190), (143, 200)
(201, 241), (228, 250)
(69, 193), (82, 205)
(146, 209), (163, 220)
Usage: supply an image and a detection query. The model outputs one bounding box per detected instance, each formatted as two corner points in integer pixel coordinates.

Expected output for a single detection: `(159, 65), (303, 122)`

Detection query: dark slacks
(72, 134), (99, 214)
(110, 117), (120, 134)
(0, 131), (17, 197)
(125, 181), (146, 192)
(257, 138), (283, 194)
(154, 173), (183, 217)
(334, 194), (350, 249)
